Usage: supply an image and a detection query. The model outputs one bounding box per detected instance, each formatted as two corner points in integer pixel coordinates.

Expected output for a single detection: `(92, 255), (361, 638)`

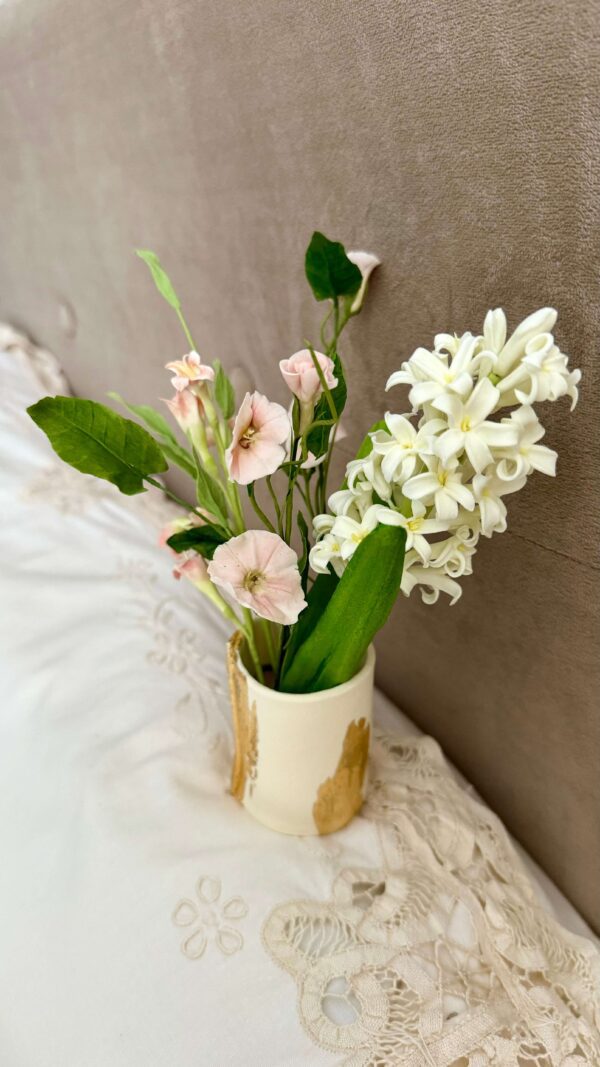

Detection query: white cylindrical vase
(227, 632), (375, 836)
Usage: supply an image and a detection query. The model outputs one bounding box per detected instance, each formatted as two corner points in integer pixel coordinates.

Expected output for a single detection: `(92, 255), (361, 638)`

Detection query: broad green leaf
(27, 396), (167, 495)
(280, 524), (406, 693)
(306, 352), (347, 459)
(158, 440), (197, 479)
(167, 524), (228, 559)
(305, 232), (362, 302)
(355, 419), (388, 459)
(282, 570), (339, 678)
(213, 360), (235, 420)
(195, 461), (229, 527)
(108, 392), (178, 444)
(108, 392), (196, 477)
(136, 249), (181, 309)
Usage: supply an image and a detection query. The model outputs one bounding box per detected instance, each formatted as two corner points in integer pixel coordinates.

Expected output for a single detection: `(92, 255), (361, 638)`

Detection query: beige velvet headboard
(1, 0), (599, 929)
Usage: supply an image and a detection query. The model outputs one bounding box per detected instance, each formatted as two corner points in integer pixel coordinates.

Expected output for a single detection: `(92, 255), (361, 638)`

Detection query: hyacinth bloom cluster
(309, 307), (581, 605)
(28, 237), (581, 692)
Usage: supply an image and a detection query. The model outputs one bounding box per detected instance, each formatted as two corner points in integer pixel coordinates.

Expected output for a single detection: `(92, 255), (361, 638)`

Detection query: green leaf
(280, 524), (406, 693)
(158, 440), (197, 479)
(306, 352), (347, 459)
(136, 249), (181, 309)
(305, 232), (362, 302)
(213, 360), (235, 420)
(108, 391), (196, 477)
(166, 524), (228, 559)
(27, 396), (167, 495)
(108, 392), (178, 444)
(195, 461), (229, 527)
(280, 570), (339, 681)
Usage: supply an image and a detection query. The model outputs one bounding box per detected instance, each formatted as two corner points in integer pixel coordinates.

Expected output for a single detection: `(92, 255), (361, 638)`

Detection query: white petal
(436, 428), (465, 465)
(464, 433), (493, 473)
(483, 308), (507, 353)
(497, 307), (557, 374)
(527, 444), (557, 476)
(402, 472), (439, 500)
(464, 378), (499, 423)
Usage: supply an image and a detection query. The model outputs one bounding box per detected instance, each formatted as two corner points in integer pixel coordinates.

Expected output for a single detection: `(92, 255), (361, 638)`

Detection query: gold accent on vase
(313, 717), (370, 834)
(227, 632), (258, 803)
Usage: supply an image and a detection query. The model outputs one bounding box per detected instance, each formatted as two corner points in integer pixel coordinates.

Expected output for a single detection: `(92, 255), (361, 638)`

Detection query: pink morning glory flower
(165, 351), (215, 394)
(225, 392), (290, 485)
(207, 530), (307, 625)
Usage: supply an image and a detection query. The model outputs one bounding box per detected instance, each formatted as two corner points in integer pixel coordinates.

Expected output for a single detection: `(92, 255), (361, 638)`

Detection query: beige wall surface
(1, 0), (599, 927)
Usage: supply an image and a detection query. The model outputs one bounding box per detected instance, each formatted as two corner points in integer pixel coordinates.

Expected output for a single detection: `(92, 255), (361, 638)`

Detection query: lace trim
(263, 734), (600, 1065)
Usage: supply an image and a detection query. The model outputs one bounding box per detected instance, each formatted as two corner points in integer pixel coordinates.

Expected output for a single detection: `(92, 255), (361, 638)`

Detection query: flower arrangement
(27, 234), (581, 697)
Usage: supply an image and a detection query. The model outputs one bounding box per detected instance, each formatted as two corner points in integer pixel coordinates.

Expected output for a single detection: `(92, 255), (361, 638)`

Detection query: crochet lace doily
(263, 734), (600, 1065)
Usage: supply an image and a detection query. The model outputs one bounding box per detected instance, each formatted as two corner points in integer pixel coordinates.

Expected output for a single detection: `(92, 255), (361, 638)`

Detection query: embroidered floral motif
(263, 734), (600, 1066)
(172, 876), (248, 960)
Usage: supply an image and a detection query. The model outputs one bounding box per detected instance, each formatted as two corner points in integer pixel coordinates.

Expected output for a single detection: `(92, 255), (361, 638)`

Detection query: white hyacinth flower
(330, 504), (383, 562)
(386, 332), (479, 408)
(433, 377), (518, 472)
(400, 550), (463, 605)
(402, 455), (475, 521)
(370, 413), (445, 484)
(472, 471), (527, 537)
(495, 406), (557, 482)
(481, 307), (558, 376)
(309, 533), (345, 577)
(376, 501), (450, 563)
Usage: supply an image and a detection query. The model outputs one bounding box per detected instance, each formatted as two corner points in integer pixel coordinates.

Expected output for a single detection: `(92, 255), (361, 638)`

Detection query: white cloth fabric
(0, 330), (598, 1066)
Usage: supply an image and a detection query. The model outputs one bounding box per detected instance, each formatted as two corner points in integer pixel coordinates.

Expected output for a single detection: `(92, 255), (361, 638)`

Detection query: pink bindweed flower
(279, 349), (337, 404)
(158, 513), (204, 551)
(163, 389), (204, 432)
(173, 553), (210, 587)
(165, 351), (215, 394)
(208, 530), (307, 625)
(226, 392), (290, 485)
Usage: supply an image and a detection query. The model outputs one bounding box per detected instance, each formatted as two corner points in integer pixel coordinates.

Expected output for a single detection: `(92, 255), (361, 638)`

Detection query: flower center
(351, 531), (366, 544)
(242, 569), (264, 592)
(438, 470), (448, 486)
(460, 416), (471, 432)
(407, 517), (423, 532)
(240, 424), (257, 449)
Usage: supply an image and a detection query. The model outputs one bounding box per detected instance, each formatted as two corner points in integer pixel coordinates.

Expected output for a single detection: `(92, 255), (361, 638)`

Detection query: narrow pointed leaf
(27, 396), (167, 495)
(213, 360), (235, 420)
(195, 462), (229, 527)
(108, 392), (178, 443)
(136, 249), (181, 309)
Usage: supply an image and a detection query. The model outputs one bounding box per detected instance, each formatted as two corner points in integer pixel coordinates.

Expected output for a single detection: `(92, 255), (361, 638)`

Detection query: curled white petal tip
(347, 250), (381, 313)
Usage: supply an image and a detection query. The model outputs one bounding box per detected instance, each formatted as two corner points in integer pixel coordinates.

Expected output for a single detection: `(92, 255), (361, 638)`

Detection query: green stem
(176, 307), (196, 351)
(145, 476), (195, 511)
(242, 609), (264, 684)
(247, 484), (276, 533)
(266, 475), (283, 535)
(306, 342), (337, 422)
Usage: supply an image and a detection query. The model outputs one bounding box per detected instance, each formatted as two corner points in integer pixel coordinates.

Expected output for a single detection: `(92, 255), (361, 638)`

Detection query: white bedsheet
(1, 335), (598, 1066)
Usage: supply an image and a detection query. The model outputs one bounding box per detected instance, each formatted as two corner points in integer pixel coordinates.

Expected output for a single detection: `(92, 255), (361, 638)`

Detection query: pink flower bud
(279, 349), (337, 404)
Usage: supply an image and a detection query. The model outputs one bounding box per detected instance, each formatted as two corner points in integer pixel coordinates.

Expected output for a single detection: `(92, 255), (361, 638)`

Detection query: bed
(1, 328), (598, 1065)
